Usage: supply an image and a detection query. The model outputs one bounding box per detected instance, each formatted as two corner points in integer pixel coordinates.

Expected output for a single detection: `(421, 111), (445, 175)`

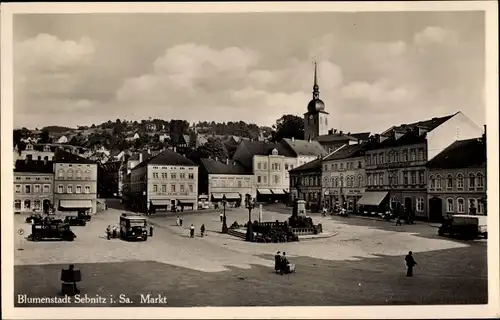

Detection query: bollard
(60, 264), (81, 296)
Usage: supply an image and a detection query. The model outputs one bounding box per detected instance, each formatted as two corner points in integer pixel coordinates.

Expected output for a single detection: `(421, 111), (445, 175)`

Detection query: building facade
(98, 161), (120, 198)
(127, 149), (198, 212)
(14, 160), (54, 214)
(53, 149), (98, 214)
(304, 62), (329, 141)
(427, 137), (486, 221)
(199, 158), (255, 205)
(289, 158), (322, 209)
(322, 144), (366, 212)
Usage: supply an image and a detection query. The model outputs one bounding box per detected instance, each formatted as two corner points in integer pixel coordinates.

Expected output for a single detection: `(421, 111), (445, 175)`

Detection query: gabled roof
(14, 160), (54, 174)
(288, 158), (322, 173)
(241, 140), (295, 157)
(200, 158), (251, 175)
(133, 149), (196, 170)
(54, 149), (97, 164)
(281, 138), (327, 157)
(323, 143), (366, 161)
(382, 113), (457, 136)
(427, 138), (486, 169)
(368, 131), (426, 150)
(316, 134), (358, 143)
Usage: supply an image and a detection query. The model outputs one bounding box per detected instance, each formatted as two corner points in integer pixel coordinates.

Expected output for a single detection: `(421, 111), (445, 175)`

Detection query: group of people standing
(274, 251), (295, 275)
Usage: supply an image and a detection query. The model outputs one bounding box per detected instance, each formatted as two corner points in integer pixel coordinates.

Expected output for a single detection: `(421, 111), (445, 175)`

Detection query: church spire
(312, 61), (320, 99)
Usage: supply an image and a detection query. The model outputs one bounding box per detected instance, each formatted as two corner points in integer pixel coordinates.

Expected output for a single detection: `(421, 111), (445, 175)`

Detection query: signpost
(17, 228), (24, 251)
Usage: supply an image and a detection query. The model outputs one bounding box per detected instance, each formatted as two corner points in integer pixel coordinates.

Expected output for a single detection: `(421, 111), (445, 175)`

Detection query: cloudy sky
(13, 11), (485, 133)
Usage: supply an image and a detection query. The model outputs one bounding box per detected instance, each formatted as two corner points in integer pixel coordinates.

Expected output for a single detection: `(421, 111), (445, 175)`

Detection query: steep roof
(316, 134), (358, 143)
(133, 149), (196, 170)
(323, 143), (366, 161)
(241, 140), (295, 157)
(200, 158), (251, 175)
(14, 160), (54, 174)
(368, 131), (426, 150)
(288, 158), (322, 173)
(100, 161), (121, 172)
(54, 149), (97, 164)
(382, 113), (457, 135)
(349, 132), (371, 141)
(427, 138), (486, 169)
(281, 138), (327, 157)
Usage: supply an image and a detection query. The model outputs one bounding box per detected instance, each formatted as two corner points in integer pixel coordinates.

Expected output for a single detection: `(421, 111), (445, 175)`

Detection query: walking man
(190, 224), (195, 238)
(274, 251), (281, 274)
(106, 225), (111, 240)
(149, 225), (154, 237)
(405, 251), (417, 277)
(179, 217), (183, 227)
(220, 212), (223, 222)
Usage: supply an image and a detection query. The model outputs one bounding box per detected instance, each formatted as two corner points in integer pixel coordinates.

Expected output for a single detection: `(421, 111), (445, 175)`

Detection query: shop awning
(271, 189), (285, 195)
(283, 189), (289, 193)
(224, 193), (241, 200)
(211, 193), (224, 200)
(257, 189), (272, 195)
(59, 200), (92, 209)
(151, 199), (170, 206)
(357, 192), (389, 206)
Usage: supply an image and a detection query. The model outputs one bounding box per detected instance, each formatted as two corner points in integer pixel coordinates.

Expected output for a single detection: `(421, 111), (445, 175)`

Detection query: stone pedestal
(296, 200), (306, 217)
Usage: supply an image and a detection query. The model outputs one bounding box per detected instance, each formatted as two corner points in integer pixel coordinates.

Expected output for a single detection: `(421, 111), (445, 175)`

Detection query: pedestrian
(176, 216), (180, 226)
(179, 217), (183, 227)
(405, 251), (417, 277)
(220, 212), (223, 222)
(68, 264), (80, 294)
(274, 251), (281, 274)
(112, 225), (117, 238)
(200, 224), (205, 237)
(190, 224), (195, 238)
(106, 225), (111, 240)
(395, 214), (402, 226)
(149, 225), (154, 237)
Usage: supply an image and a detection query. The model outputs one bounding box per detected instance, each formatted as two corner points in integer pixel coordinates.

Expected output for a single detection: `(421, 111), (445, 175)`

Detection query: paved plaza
(14, 201), (487, 307)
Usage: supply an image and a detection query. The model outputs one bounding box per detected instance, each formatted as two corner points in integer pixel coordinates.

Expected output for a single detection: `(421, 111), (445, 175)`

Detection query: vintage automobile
(119, 214), (148, 241)
(77, 211), (92, 222)
(28, 223), (77, 242)
(25, 213), (43, 224)
(64, 216), (87, 226)
(438, 214), (487, 239)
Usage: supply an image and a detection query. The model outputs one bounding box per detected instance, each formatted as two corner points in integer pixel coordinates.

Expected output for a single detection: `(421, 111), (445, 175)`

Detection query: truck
(119, 214), (148, 241)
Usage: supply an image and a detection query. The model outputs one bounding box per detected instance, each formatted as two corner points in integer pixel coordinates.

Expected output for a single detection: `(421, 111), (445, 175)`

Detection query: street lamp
(221, 194), (228, 233)
(245, 194), (254, 242)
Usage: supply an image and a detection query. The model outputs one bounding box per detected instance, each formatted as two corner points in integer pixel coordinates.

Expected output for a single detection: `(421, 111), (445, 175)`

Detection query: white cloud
(414, 26), (459, 50)
(342, 80), (416, 104)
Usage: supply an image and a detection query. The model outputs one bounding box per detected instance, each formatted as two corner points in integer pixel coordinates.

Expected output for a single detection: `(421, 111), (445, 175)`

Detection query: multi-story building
(289, 158), (322, 208)
(199, 158), (255, 205)
(360, 112), (483, 219)
(98, 161), (121, 198)
(14, 159), (54, 214)
(426, 135), (486, 221)
(14, 143), (89, 162)
(119, 150), (156, 199)
(126, 149), (198, 212)
(322, 144), (366, 212)
(53, 149), (98, 214)
(232, 139), (325, 203)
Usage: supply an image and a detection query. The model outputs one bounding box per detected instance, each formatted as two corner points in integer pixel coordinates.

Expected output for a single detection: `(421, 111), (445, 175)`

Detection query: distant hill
(41, 126), (74, 133)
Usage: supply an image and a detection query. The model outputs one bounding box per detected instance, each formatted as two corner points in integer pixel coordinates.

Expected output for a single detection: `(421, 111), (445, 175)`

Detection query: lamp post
(221, 194), (228, 233)
(245, 194), (254, 242)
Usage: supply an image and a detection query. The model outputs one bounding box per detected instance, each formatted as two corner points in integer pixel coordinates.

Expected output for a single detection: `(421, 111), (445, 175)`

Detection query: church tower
(304, 62), (329, 140)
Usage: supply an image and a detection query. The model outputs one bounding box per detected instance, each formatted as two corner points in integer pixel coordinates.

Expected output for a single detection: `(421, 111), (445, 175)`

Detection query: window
(76, 185), (82, 193)
(403, 172), (408, 185)
(367, 175), (372, 186)
(358, 161), (362, 168)
(34, 184), (41, 193)
(290, 165), (293, 170)
(67, 185), (73, 193)
(379, 153), (384, 164)
(366, 156), (371, 165)
(67, 169), (73, 178)
(58, 185), (63, 193)
(468, 173), (476, 189)
(457, 198), (465, 213)
(76, 169), (82, 179)
(263, 176), (267, 183)
(334, 164), (338, 170)
(154, 173), (159, 179)
(334, 177), (339, 187)
(34, 200), (41, 210)
(430, 175), (435, 189)
(153, 185), (158, 192)
(258, 163), (262, 170)
(263, 162), (267, 170)
(171, 173), (176, 179)
(476, 172), (484, 189)
(446, 198), (454, 212)
(85, 170), (91, 179)
(189, 184), (194, 192)
(171, 184), (176, 192)
(274, 175), (280, 184)
(25, 185), (31, 193)
(340, 163), (344, 170)
(435, 175), (442, 189)
(390, 197), (398, 210)
(161, 185), (166, 193)
(257, 176), (261, 183)
(418, 171), (425, 185)
(238, 181), (242, 188)
(85, 186), (90, 194)
(285, 164), (289, 171)
(416, 198), (424, 212)
(410, 149), (416, 161)
(373, 174), (378, 186)
(180, 184), (185, 192)
(188, 173), (194, 179)
(43, 184), (50, 193)
(446, 174), (453, 189)
(309, 177), (313, 186)
(180, 173), (186, 179)
(393, 151), (399, 163)
(469, 199), (477, 213)
(24, 199), (31, 210)
(411, 172), (416, 185)
(379, 173), (384, 185)
(402, 150), (408, 162)
(457, 173), (464, 189)
(14, 200), (21, 210)
(15, 185), (21, 193)
(358, 175), (363, 187)
(418, 148), (424, 160)
(346, 176), (351, 187)
(58, 169), (64, 178)
(477, 199), (484, 214)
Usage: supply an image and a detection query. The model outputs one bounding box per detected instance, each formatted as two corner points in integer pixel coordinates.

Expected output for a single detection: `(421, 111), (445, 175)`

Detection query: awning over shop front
(59, 200), (92, 209)
(257, 189), (272, 195)
(224, 193), (241, 200)
(357, 192), (389, 206)
(151, 199), (171, 206)
(211, 193), (224, 200)
(283, 189), (289, 194)
(271, 189), (285, 195)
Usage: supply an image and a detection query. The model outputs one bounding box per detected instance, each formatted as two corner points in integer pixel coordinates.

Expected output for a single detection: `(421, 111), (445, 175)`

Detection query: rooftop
(323, 143), (366, 161)
(427, 138), (486, 169)
(382, 113), (457, 135)
(282, 138), (327, 157)
(289, 158), (322, 173)
(54, 149), (97, 164)
(200, 158), (251, 175)
(14, 160), (54, 174)
(241, 140), (295, 158)
(368, 131), (427, 150)
(133, 149), (197, 170)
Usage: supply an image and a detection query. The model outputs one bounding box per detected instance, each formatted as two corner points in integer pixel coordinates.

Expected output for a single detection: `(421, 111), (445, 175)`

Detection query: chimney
(347, 132), (351, 135)
(334, 129), (337, 134)
(339, 131), (343, 136)
(328, 129), (333, 135)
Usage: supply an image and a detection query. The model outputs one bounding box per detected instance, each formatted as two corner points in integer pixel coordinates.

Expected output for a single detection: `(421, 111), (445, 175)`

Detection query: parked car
(64, 216), (87, 226)
(25, 213), (43, 224)
(78, 211), (91, 222)
(28, 223), (76, 242)
(438, 214), (487, 240)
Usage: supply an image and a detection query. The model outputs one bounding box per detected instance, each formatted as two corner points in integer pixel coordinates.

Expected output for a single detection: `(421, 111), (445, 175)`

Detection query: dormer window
(44, 145), (51, 152)
(26, 144), (33, 151)
(271, 148), (279, 156)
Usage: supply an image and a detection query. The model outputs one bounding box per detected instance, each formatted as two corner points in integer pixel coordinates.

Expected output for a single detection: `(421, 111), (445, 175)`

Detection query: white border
(1, 2), (499, 319)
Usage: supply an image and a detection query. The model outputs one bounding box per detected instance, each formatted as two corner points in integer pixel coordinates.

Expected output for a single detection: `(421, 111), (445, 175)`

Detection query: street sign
(17, 228), (24, 251)
(18, 228), (24, 235)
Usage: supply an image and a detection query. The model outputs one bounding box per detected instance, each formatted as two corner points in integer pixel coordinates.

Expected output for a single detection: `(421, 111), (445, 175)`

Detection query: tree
(272, 114), (304, 142)
(39, 130), (51, 143)
(187, 138), (227, 164)
(13, 129), (23, 147)
(68, 136), (80, 146)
